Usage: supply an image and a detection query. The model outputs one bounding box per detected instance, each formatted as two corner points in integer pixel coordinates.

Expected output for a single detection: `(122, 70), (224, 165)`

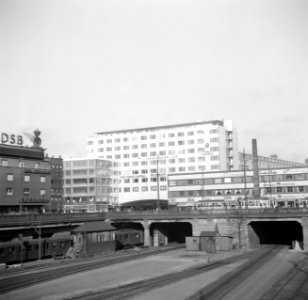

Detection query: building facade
(46, 156), (63, 212)
(0, 144), (51, 214)
(87, 120), (239, 204)
(168, 166), (308, 208)
(239, 152), (305, 170)
(63, 157), (119, 213)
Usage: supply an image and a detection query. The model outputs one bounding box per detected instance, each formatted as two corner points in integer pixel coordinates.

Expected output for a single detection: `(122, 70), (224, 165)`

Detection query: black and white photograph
(0, 0), (308, 299)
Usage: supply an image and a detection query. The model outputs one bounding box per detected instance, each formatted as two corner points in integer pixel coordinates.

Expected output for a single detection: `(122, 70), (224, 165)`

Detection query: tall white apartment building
(87, 120), (239, 204)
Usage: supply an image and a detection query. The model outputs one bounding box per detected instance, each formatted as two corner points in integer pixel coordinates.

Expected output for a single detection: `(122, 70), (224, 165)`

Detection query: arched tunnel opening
(150, 222), (192, 245)
(248, 221), (303, 249)
(111, 221), (192, 247)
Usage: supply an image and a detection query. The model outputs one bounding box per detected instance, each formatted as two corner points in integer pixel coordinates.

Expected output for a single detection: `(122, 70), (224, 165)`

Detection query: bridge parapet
(106, 208), (308, 220)
(1, 208), (308, 228)
(0, 213), (106, 227)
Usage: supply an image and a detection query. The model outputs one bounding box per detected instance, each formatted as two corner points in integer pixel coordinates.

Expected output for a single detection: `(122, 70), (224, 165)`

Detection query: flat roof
(96, 120), (224, 135)
(0, 144), (45, 160)
(72, 221), (116, 233)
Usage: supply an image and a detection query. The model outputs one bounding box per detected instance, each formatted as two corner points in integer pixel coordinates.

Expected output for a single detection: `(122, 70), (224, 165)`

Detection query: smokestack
(252, 139), (260, 198)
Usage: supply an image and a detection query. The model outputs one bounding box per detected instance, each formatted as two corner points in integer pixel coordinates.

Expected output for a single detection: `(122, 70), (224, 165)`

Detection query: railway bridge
(0, 209), (308, 251)
(105, 208), (308, 251)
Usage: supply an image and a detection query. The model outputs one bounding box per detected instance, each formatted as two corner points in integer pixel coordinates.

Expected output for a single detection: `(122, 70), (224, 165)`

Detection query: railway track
(0, 245), (183, 294)
(260, 252), (308, 299)
(68, 261), (228, 300)
(67, 246), (279, 300)
(187, 245), (284, 300)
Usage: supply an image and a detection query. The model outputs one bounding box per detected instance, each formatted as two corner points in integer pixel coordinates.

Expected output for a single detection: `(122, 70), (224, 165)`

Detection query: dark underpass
(150, 222), (192, 244)
(248, 221), (303, 249)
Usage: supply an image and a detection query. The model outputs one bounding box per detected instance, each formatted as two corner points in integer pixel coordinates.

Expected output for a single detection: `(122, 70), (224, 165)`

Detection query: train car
(0, 241), (24, 264)
(44, 234), (74, 258)
(115, 229), (144, 249)
(23, 239), (44, 261)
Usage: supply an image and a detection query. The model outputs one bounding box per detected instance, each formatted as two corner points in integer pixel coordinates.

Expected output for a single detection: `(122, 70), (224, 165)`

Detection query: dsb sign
(1, 133), (23, 146)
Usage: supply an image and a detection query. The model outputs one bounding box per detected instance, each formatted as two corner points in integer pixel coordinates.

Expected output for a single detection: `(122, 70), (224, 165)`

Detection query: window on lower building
(7, 174), (13, 181)
(24, 175), (30, 182)
(40, 189), (46, 196)
(124, 188), (130, 192)
(133, 187), (139, 192)
(40, 176), (46, 183)
(142, 186), (148, 191)
(287, 187), (294, 192)
(24, 188), (30, 196)
(6, 188), (13, 196)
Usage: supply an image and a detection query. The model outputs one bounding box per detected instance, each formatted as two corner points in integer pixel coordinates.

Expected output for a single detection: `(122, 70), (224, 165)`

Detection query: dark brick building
(0, 144), (51, 214)
(45, 156), (63, 212)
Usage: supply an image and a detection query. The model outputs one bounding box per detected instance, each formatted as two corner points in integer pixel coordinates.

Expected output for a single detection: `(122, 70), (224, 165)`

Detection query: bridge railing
(1, 207), (308, 227)
(106, 207), (308, 219)
(0, 212), (106, 226)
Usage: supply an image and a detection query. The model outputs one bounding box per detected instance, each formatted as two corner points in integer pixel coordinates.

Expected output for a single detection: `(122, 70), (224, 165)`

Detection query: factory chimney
(252, 139), (260, 198)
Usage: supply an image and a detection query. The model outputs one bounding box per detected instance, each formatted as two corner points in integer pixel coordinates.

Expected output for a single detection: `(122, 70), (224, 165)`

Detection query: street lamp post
(156, 157), (160, 210)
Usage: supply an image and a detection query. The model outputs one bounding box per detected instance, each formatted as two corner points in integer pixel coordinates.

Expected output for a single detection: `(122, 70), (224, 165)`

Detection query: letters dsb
(1, 133), (23, 146)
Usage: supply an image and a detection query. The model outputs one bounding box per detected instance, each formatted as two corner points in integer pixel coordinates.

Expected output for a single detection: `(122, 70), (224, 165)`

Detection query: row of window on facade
(169, 186), (307, 197)
(64, 178), (113, 185)
(1, 159), (42, 168)
(96, 146), (219, 156)
(123, 186), (167, 192)
(100, 154), (220, 162)
(64, 169), (115, 176)
(93, 142), (219, 152)
(169, 173), (308, 186)
(6, 173), (47, 183)
(64, 160), (114, 168)
(88, 129), (219, 145)
(65, 187), (113, 194)
(5, 188), (47, 196)
(122, 177), (166, 184)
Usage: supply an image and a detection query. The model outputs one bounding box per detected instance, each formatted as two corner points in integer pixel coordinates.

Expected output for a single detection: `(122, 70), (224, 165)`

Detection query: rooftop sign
(1, 132), (23, 146)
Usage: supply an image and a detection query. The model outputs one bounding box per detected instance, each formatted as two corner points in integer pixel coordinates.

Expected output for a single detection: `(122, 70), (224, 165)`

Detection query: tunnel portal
(248, 221), (303, 249)
(150, 222), (192, 244)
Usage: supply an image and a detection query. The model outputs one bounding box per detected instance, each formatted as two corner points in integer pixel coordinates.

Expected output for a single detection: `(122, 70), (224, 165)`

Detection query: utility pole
(20, 160), (24, 214)
(243, 149), (248, 208)
(156, 157), (160, 210)
(33, 224), (42, 260)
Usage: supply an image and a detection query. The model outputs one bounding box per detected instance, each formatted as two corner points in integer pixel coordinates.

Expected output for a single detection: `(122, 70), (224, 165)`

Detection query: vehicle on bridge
(192, 199), (308, 210)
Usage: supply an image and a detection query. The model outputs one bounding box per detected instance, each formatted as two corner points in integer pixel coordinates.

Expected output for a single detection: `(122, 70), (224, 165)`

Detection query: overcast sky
(1, 0), (307, 162)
